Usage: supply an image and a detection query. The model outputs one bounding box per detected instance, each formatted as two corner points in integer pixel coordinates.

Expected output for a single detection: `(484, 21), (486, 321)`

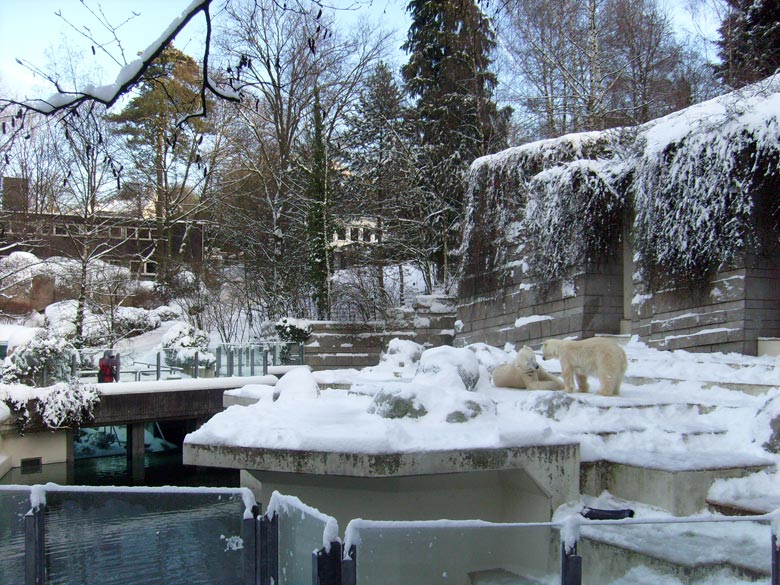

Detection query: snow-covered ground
(3, 317), (779, 515)
(185, 337), (780, 515)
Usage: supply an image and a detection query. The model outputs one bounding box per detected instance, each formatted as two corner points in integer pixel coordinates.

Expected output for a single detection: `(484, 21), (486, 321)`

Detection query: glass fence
(2, 484), (777, 585)
(343, 519), (559, 584)
(0, 484), (255, 585)
(0, 485), (30, 585)
(268, 492), (339, 585)
(215, 343), (304, 377)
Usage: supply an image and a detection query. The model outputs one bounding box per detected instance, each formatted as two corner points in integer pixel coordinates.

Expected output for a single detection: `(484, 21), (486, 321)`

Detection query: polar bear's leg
(561, 365), (575, 393)
(575, 371), (589, 393)
(598, 370), (619, 396)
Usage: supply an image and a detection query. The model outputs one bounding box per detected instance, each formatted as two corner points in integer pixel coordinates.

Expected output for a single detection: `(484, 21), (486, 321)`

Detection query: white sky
(0, 0), (717, 102)
(0, 0), (410, 100)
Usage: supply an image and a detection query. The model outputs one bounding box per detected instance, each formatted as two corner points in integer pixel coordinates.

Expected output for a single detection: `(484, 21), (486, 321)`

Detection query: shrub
(1, 330), (76, 385)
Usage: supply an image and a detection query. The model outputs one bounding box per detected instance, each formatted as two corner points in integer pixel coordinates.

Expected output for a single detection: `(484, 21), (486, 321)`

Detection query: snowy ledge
(183, 441), (579, 478)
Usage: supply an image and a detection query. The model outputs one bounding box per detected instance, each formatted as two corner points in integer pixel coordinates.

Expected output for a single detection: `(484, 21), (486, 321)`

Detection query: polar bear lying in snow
(542, 337), (627, 396)
(492, 346), (565, 390)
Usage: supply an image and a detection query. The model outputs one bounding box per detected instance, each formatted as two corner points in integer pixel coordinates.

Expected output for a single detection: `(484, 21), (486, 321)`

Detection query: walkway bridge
(0, 372), (297, 484)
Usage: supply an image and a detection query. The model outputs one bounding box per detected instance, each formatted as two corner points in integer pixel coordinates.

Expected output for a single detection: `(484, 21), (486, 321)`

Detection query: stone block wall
(303, 295), (458, 371)
(633, 258), (780, 354)
(456, 251), (624, 350)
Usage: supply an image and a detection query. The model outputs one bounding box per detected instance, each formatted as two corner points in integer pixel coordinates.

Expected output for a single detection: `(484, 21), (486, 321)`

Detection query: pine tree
(342, 66), (409, 262)
(306, 86), (334, 319)
(108, 45), (206, 296)
(716, 0), (780, 88)
(401, 0), (508, 288)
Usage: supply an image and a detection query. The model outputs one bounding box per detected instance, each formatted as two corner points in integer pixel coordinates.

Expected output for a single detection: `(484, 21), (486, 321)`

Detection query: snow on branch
(5, 0), (237, 121)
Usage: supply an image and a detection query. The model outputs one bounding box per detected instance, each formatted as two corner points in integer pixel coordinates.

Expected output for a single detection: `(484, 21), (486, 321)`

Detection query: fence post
(260, 512), (278, 585)
(194, 352), (199, 379)
(71, 353), (78, 378)
(238, 348), (244, 376)
(313, 540), (342, 585)
(250, 348), (256, 376)
(228, 349), (235, 377)
(216, 347), (222, 378)
(772, 532), (779, 585)
(341, 545), (356, 585)
(243, 504), (260, 585)
(156, 352), (162, 380)
(561, 542), (582, 585)
(263, 348), (269, 376)
(299, 343), (305, 365)
(115, 353), (121, 381)
(24, 504), (45, 585)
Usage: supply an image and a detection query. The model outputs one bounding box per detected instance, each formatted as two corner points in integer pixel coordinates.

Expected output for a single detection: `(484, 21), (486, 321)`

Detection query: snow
(186, 336), (780, 511)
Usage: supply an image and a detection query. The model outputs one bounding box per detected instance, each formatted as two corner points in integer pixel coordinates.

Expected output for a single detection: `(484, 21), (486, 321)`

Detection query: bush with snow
(275, 318), (312, 344)
(1, 379), (100, 435)
(1, 329), (76, 385)
(161, 322), (215, 367)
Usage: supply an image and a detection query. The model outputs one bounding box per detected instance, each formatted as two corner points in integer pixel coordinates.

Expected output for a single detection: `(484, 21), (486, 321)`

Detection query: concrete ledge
(581, 460), (772, 516)
(579, 531), (769, 583)
(185, 441), (579, 478)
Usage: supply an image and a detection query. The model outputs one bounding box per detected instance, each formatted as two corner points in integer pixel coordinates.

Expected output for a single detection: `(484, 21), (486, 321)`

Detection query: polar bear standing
(492, 346), (565, 390)
(542, 337), (627, 396)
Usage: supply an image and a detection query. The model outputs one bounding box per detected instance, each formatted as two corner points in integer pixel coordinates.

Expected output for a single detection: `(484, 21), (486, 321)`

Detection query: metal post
(299, 343), (305, 365)
(243, 504), (259, 585)
(263, 348), (269, 376)
(561, 542), (582, 585)
(71, 353), (78, 378)
(24, 504), (45, 585)
(238, 347), (244, 376)
(115, 353), (121, 382)
(193, 352), (200, 379)
(156, 352), (162, 380)
(216, 346), (222, 378)
(250, 348), (256, 376)
(260, 512), (278, 585)
(341, 545), (356, 585)
(772, 532), (779, 585)
(313, 540), (342, 585)
(228, 349), (235, 377)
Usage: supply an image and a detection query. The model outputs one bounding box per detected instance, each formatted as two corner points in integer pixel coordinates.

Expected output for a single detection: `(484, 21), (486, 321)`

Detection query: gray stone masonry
(303, 295), (457, 370)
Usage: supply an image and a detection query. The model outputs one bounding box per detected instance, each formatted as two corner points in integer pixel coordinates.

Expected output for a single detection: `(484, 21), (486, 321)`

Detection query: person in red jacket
(98, 351), (118, 383)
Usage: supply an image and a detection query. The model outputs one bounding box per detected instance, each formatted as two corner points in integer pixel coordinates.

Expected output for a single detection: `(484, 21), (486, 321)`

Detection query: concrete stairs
(475, 357), (778, 584)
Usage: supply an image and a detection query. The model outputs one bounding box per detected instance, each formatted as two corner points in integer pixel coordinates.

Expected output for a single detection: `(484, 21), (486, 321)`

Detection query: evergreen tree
(340, 62), (420, 294)
(716, 0), (780, 88)
(108, 45), (207, 297)
(306, 86), (335, 319)
(401, 0), (508, 288)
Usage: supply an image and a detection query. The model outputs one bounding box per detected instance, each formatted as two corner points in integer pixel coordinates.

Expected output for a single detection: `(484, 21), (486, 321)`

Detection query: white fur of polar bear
(542, 337), (627, 396)
(492, 346), (565, 390)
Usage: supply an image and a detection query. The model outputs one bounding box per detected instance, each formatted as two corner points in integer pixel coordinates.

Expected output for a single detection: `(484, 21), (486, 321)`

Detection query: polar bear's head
(542, 339), (561, 360)
(512, 345), (540, 374)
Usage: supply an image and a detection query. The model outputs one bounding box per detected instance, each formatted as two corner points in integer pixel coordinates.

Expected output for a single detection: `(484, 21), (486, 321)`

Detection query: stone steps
(578, 525), (771, 584)
(580, 458), (773, 517)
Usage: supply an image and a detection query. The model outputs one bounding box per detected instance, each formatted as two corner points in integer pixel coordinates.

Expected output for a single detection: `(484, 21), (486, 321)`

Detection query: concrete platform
(581, 459), (773, 516)
(578, 524), (771, 583)
(184, 441), (581, 527)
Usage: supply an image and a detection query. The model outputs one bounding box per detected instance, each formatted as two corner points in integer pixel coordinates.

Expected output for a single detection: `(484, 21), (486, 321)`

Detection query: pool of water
(1, 450), (239, 488)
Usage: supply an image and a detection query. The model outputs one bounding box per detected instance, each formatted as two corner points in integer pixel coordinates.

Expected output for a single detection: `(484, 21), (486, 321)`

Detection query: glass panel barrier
(42, 486), (251, 585)
(577, 516), (774, 585)
(0, 486), (32, 585)
(346, 519), (560, 585)
(269, 492), (339, 585)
